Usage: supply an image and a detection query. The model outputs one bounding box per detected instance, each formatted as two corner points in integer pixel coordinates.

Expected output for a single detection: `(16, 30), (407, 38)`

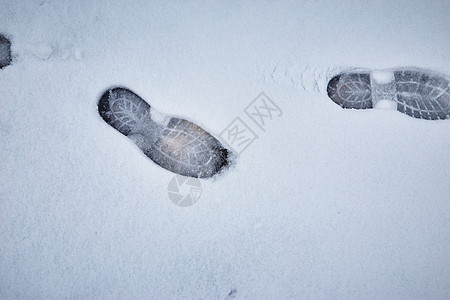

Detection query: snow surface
(371, 70), (395, 85)
(374, 100), (397, 111)
(1, 0), (450, 299)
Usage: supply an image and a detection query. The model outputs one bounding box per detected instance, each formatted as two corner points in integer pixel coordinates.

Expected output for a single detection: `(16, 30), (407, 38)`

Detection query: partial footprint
(98, 88), (233, 178)
(0, 33), (12, 69)
(327, 68), (450, 120)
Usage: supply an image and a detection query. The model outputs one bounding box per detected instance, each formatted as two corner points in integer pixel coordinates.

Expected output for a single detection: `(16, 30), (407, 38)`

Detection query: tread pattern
(327, 69), (450, 120)
(327, 73), (372, 109)
(0, 33), (12, 69)
(148, 118), (230, 178)
(98, 88), (150, 135)
(394, 70), (450, 120)
(98, 88), (231, 178)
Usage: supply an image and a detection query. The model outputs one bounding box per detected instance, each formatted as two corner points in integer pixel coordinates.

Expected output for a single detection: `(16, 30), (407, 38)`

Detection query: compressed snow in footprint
(0, 34), (11, 68)
(327, 73), (373, 109)
(98, 87), (233, 178)
(394, 70), (450, 119)
(327, 68), (450, 120)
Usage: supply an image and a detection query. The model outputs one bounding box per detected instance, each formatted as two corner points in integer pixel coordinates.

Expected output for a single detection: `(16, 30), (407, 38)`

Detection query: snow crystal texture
(1, 0), (450, 299)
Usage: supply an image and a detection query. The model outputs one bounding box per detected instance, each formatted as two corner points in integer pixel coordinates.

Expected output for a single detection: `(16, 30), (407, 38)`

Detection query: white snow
(26, 42), (53, 60)
(1, 0), (450, 299)
(374, 99), (397, 110)
(371, 70), (395, 84)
